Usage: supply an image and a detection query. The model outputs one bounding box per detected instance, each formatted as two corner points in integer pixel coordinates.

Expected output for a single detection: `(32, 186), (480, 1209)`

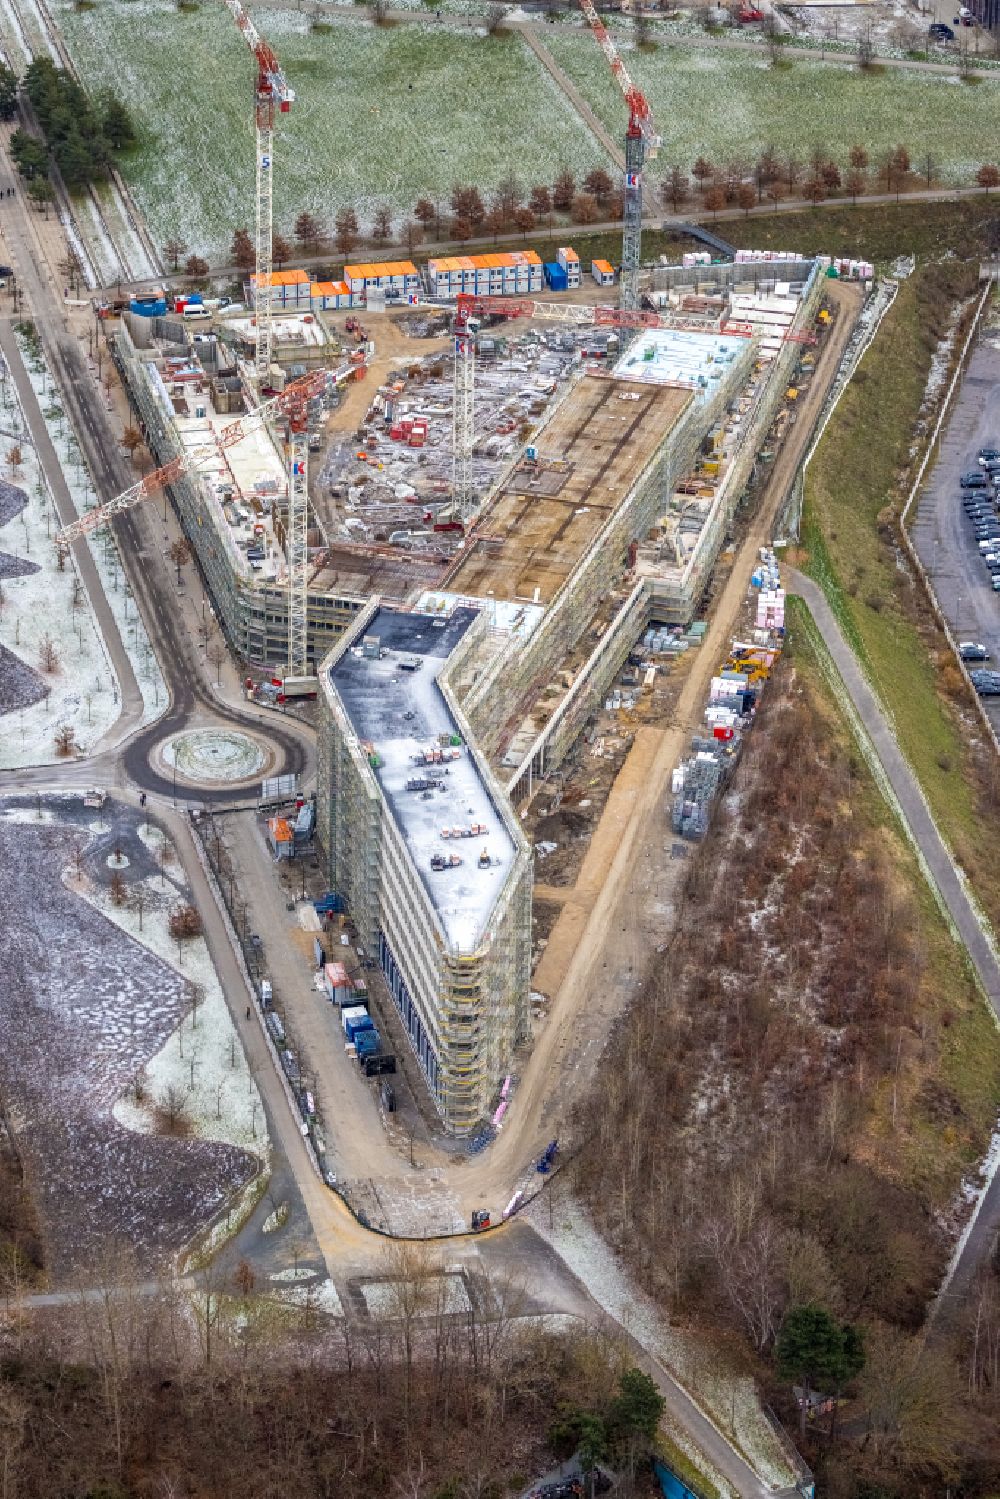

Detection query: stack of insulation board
(323, 960), (352, 1002)
(733, 249), (807, 264)
(757, 589), (785, 629)
(817, 255), (875, 281)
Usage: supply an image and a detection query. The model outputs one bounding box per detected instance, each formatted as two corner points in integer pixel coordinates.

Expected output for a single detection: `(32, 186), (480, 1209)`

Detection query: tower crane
(220, 1), (313, 674)
(576, 0), (660, 316)
(221, 0), (293, 390)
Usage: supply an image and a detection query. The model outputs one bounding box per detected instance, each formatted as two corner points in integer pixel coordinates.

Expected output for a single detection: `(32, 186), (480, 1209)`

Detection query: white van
(182, 304), (212, 321)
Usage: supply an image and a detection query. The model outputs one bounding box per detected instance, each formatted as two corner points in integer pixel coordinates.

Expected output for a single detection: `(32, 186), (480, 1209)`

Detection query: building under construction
(113, 253), (829, 1131)
(317, 605), (532, 1134)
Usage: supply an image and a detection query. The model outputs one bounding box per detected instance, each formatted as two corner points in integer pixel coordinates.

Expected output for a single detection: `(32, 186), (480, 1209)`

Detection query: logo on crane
(625, 172), (640, 189)
(292, 459), (305, 477)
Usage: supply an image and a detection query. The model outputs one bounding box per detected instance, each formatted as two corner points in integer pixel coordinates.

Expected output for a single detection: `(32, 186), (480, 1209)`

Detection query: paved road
(910, 323), (1000, 737)
(0, 320), (145, 746)
(107, 182), (1000, 300)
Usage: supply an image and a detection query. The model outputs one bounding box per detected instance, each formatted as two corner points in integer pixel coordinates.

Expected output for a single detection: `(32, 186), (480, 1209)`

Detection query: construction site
(73, 0), (848, 1138)
(106, 246), (835, 1134)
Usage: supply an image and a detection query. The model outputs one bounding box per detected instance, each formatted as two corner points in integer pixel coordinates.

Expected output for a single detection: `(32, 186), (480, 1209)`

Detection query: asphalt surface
(910, 324), (1000, 735)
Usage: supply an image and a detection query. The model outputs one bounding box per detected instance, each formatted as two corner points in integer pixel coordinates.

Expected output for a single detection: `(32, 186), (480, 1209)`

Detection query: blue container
(130, 296), (167, 318)
(543, 262), (568, 291)
(355, 1028), (381, 1058)
(346, 1014), (374, 1043)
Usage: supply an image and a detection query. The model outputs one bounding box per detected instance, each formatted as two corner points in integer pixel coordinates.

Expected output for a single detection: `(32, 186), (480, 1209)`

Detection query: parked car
(930, 20), (955, 37)
(970, 669), (1000, 695)
(961, 472), (991, 488)
(962, 642), (992, 660)
(979, 447), (1000, 462)
(992, 575), (1000, 591)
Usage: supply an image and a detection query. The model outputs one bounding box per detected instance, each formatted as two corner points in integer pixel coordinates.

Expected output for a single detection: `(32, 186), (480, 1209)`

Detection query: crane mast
(221, 0), (310, 674)
(576, 0), (659, 315)
(450, 301), (477, 519)
(221, 0), (293, 389)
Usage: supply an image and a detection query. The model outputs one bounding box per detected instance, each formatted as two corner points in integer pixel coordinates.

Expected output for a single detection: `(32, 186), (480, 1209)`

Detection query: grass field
(787, 593), (1000, 1205)
(799, 262), (1000, 944)
(546, 31), (1000, 188)
(54, 1), (612, 257)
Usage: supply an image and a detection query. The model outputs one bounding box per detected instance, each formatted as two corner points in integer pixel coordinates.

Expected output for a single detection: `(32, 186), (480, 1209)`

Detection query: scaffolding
(458, 352), (752, 758)
(112, 319), (366, 668)
(315, 604), (532, 1136)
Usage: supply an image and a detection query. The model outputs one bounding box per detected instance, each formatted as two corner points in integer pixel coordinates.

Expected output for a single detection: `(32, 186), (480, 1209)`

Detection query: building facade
(317, 602), (533, 1135)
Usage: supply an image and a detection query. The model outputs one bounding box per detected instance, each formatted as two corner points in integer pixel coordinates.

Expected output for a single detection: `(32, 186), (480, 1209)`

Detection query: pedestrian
(246, 1005), (251, 1020)
(139, 790), (146, 808)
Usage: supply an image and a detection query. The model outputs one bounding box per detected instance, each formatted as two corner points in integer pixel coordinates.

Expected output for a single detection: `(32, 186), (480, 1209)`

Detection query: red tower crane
(576, 0), (660, 315)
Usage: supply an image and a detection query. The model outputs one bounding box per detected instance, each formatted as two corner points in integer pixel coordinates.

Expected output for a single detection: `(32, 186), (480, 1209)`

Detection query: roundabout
(152, 727), (273, 789)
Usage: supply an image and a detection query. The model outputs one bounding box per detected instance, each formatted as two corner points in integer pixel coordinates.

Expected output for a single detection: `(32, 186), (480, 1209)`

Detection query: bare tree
(129, 882), (148, 932)
(168, 537), (191, 585)
(372, 204), (393, 244)
(163, 237), (187, 272)
(53, 722), (76, 757)
(158, 1084), (190, 1135)
(38, 633), (59, 674)
(206, 639), (226, 686)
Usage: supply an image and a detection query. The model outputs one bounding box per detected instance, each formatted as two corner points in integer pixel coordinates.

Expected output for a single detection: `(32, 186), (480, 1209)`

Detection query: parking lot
(911, 327), (1000, 724)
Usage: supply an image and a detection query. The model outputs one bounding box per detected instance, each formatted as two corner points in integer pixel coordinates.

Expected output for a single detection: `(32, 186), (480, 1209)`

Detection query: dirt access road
(453, 278), (864, 1211)
(325, 315), (452, 439)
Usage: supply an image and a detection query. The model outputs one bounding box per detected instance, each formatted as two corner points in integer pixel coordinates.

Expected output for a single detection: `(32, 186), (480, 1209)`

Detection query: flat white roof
(224, 313), (327, 347)
(175, 406), (287, 509)
(330, 607), (515, 952)
(415, 590), (544, 641)
(613, 327), (749, 391)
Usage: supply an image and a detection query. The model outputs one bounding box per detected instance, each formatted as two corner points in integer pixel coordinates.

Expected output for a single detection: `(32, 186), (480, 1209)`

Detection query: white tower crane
(220, 2), (311, 673)
(220, 0), (293, 389)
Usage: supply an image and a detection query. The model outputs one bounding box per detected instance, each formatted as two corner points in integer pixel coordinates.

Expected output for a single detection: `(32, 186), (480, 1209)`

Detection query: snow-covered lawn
(525, 1194), (798, 1493)
(360, 1272), (472, 1317)
(0, 373), (121, 767)
(0, 796), (258, 1280)
(83, 828), (271, 1163)
(268, 1278), (344, 1317)
(17, 331), (167, 729)
(546, 31), (1000, 189)
(55, 2), (611, 257)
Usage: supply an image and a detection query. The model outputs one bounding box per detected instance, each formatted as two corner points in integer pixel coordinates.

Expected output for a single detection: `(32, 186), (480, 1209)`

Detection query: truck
(83, 788), (106, 809)
(271, 674), (319, 702)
